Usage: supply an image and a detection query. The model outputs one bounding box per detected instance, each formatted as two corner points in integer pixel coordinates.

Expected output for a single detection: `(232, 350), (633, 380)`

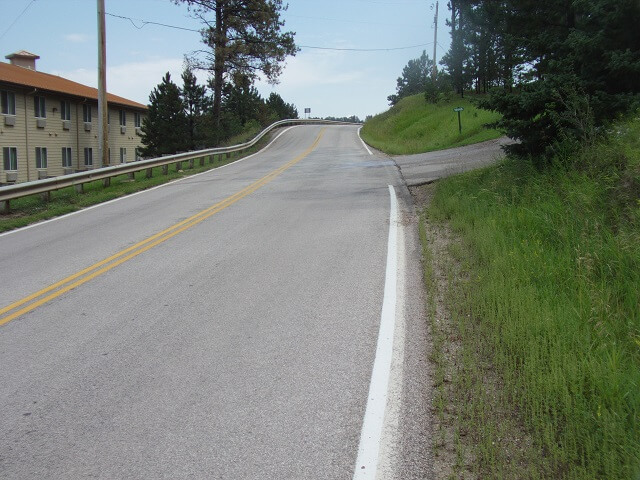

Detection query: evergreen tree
(221, 77), (265, 127)
(266, 92), (298, 120)
(140, 72), (188, 157)
(387, 51), (434, 105)
(478, 0), (640, 159)
(175, 0), (297, 133)
(181, 66), (208, 150)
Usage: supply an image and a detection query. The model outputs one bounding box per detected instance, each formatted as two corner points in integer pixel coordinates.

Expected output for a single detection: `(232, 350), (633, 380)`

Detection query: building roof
(0, 61), (147, 111)
(5, 50), (40, 60)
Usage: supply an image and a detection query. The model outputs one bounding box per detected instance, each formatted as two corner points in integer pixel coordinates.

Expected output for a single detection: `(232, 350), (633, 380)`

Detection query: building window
(84, 147), (93, 166)
(62, 147), (72, 168)
(134, 112), (141, 128)
(83, 104), (92, 123)
(119, 147), (127, 163)
(3, 147), (18, 171)
(60, 100), (71, 121)
(35, 147), (48, 169)
(119, 109), (126, 126)
(1, 90), (16, 115)
(34, 96), (46, 118)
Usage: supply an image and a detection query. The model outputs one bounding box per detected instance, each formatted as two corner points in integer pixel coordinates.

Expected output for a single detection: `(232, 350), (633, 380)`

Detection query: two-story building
(0, 50), (147, 184)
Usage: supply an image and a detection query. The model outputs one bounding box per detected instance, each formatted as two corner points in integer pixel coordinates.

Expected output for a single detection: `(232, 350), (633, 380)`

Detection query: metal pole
(97, 0), (109, 167)
(432, 1), (439, 81)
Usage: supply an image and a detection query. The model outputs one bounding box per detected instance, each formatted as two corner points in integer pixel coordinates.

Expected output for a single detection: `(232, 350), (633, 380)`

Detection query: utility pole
(432, 1), (439, 81)
(97, 0), (109, 168)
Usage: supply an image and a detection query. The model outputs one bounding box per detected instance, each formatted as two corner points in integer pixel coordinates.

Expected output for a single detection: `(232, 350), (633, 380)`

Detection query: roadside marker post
(454, 107), (464, 133)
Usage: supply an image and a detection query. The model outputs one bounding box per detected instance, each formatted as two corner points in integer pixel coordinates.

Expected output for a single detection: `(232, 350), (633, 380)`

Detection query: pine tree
(387, 51), (434, 105)
(140, 72), (188, 157)
(266, 92), (298, 120)
(479, 0), (640, 159)
(181, 66), (208, 150)
(175, 0), (297, 132)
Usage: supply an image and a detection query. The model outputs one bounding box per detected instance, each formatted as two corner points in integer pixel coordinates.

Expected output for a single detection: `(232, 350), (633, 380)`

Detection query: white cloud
(64, 33), (91, 43)
(263, 50), (365, 88)
(53, 58), (186, 105)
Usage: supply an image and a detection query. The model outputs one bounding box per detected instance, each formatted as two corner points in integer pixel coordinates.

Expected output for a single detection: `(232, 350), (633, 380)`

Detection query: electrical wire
(106, 11), (433, 52)
(299, 43), (433, 52)
(105, 12), (200, 32)
(0, 0), (38, 41)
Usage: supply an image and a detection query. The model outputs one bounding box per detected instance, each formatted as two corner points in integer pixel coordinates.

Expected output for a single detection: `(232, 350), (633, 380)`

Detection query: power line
(0, 0), (38, 41)
(299, 43), (432, 52)
(105, 12), (200, 33)
(106, 11), (433, 52)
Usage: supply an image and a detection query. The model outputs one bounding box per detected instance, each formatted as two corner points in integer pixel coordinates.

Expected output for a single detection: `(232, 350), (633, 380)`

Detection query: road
(393, 136), (513, 186)
(0, 125), (431, 479)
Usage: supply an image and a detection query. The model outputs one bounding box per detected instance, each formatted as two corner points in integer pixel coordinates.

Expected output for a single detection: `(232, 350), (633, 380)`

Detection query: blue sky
(1, 0), (451, 119)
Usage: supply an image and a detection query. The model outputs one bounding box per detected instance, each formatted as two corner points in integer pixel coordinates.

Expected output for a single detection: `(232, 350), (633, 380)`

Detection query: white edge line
(352, 184), (399, 480)
(358, 127), (373, 156)
(0, 126), (298, 238)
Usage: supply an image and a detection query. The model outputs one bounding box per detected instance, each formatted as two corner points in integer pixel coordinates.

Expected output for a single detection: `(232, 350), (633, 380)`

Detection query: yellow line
(0, 130), (325, 326)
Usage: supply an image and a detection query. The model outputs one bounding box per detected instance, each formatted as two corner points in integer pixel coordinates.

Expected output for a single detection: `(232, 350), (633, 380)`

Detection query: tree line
(389, 0), (640, 162)
(141, 0), (298, 158)
(140, 67), (297, 157)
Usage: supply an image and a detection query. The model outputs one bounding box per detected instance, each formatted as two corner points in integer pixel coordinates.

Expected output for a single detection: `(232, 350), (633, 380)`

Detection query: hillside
(413, 112), (640, 478)
(361, 94), (502, 155)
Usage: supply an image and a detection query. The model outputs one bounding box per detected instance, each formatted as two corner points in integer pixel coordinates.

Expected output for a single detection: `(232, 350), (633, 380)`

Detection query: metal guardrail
(0, 119), (360, 213)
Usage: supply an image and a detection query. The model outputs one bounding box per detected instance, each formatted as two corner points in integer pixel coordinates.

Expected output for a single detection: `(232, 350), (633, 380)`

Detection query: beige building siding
(1, 83), (145, 185)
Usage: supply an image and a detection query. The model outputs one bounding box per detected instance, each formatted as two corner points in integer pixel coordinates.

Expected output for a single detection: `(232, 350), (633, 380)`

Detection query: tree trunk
(212, 2), (225, 137)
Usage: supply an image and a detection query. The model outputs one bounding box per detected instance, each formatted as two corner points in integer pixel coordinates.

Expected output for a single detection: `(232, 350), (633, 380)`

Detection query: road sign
(454, 107), (463, 133)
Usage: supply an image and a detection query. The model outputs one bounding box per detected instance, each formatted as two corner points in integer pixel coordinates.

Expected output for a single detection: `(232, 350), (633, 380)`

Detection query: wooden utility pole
(97, 0), (109, 168)
(432, 1), (439, 81)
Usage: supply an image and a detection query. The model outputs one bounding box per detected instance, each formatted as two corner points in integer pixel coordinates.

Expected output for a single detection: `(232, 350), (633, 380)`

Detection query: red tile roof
(0, 61), (147, 110)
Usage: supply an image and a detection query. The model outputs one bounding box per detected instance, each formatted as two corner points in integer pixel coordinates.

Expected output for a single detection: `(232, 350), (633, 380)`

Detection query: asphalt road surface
(393, 136), (513, 186)
(0, 125), (431, 479)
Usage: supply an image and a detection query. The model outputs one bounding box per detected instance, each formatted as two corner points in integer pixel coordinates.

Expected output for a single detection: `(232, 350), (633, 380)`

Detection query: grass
(420, 114), (640, 478)
(0, 131), (271, 233)
(361, 93), (502, 155)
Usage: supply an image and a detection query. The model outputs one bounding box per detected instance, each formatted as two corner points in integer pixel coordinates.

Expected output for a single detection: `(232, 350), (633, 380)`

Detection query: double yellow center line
(0, 129), (325, 327)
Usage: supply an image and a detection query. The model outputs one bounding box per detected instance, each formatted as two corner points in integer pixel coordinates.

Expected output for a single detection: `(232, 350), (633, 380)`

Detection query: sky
(0, 0), (451, 120)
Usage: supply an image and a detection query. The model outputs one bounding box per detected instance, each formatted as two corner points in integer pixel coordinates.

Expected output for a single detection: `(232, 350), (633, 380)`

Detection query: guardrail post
(128, 173), (135, 181)
(103, 178), (110, 188)
(176, 162), (182, 172)
(40, 191), (50, 202)
(146, 168), (153, 179)
(189, 158), (194, 169)
(0, 200), (9, 214)
(199, 157), (205, 167)
(208, 155), (213, 164)
(75, 184), (84, 194)
(162, 165), (168, 175)
(226, 152), (231, 159)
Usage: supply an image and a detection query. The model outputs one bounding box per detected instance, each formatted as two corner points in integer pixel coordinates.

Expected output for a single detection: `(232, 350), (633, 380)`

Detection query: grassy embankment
(360, 93), (502, 155)
(0, 125), (267, 233)
(365, 97), (639, 477)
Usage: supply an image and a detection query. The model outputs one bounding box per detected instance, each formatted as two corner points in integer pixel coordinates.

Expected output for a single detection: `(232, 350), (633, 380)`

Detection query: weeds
(361, 94), (502, 155)
(422, 115), (640, 478)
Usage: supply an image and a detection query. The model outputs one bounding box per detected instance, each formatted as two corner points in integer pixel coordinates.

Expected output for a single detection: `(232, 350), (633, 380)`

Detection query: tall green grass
(361, 94), (502, 155)
(425, 116), (640, 478)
